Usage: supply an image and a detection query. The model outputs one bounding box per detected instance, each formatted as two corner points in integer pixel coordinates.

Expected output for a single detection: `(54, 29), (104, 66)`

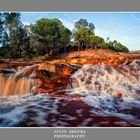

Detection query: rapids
(71, 59), (140, 100)
(0, 59), (140, 127)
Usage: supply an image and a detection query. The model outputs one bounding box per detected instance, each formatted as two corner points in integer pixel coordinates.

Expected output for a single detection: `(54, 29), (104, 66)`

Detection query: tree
(58, 26), (71, 53)
(19, 25), (32, 59)
(89, 35), (104, 49)
(75, 19), (88, 29)
(106, 37), (110, 43)
(0, 13), (4, 45)
(31, 18), (71, 56)
(0, 13), (9, 48)
(73, 19), (95, 51)
(114, 42), (129, 52)
(0, 14), (130, 59)
(0, 12), (33, 59)
(89, 23), (95, 34)
(3, 13), (23, 58)
(0, 13), (10, 58)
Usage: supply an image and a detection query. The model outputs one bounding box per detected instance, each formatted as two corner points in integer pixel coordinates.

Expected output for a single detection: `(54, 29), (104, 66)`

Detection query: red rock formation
(0, 49), (140, 95)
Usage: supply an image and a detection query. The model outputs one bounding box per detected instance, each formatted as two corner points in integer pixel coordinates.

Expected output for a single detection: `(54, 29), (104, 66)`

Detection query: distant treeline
(129, 50), (140, 54)
(0, 13), (129, 59)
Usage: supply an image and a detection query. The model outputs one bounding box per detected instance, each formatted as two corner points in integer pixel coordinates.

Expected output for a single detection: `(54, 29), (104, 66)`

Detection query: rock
(32, 63), (72, 94)
(0, 69), (16, 74)
(135, 89), (140, 95)
(31, 86), (47, 94)
(0, 59), (5, 64)
(56, 63), (71, 76)
(34, 78), (43, 86)
(113, 92), (122, 98)
(36, 70), (55, 79)
(67, 58), (78, 64)
(1, 49), (139, 96)
(70, 64), (82, 74)
(37, 62), (71, 77)
(38, 62), (56, 73)
(78, 58), (87, 64)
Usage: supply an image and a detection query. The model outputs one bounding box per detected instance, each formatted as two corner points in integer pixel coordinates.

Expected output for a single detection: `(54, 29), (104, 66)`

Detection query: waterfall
(0, 60), (140, 127)
(0, 65), (37, 97)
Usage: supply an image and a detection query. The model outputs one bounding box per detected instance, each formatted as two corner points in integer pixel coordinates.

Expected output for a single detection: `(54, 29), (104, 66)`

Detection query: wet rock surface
(0, 50), (140, 127)
(0, 50), (140, 95)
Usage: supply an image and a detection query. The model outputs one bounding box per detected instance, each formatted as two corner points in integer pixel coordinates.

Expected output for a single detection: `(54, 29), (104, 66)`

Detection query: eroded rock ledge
(0, 49), (140, 95)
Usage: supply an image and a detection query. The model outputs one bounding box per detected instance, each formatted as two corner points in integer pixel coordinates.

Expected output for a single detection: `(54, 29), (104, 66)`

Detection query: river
(0, 59), (140, 127)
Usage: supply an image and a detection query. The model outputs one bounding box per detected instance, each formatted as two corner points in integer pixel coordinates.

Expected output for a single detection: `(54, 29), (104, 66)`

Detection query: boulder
(0, 69), (16, 74)
(112, 92), (122, 98)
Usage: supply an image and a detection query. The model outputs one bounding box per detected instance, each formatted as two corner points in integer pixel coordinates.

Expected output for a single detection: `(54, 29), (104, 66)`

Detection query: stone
(113, 92), (122, 98)
(0, 69), (16, 74)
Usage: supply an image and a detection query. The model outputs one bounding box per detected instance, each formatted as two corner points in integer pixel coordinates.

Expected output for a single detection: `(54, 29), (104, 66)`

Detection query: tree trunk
(48, 46), (51, 56)
(78, 42), (80, 52)
(64, 45), (66, 53)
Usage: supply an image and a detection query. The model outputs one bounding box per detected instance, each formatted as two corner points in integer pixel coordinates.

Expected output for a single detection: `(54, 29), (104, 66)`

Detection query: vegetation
(31, 18), (71, 56)
(0, 12), (129, 60)
(73, 19), (95, 51)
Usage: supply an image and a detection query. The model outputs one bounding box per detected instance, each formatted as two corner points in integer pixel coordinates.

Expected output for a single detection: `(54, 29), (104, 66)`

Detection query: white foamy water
(0, 94), (78, 127)
(16, 64), (38, 77)
(71, 59), (140, 100)
(0, 92), (140, 127)
(0, 94), (50, 127)
(0, 60), (140, 127)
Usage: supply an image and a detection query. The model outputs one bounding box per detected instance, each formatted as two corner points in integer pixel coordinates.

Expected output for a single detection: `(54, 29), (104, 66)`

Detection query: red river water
(0, 59), (140, 127)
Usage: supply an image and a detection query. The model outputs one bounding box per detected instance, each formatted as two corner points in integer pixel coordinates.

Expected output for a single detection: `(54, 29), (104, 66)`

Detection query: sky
(21, 12), (140, 51)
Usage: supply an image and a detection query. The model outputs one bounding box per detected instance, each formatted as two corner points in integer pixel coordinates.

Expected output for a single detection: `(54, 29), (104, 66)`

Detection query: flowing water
(0, 60), (140, 127)
(0, 64), (37, 96)
(0, 75), (34, 96)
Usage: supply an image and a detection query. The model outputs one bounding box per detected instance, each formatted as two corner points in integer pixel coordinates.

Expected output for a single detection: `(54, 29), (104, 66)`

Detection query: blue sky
(21, 12), (140, 50)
